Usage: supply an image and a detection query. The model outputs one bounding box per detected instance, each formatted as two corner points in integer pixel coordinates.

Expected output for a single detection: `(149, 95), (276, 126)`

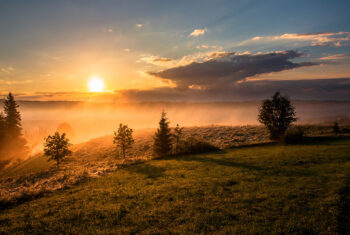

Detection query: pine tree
(2, 93), (28, 158)
(4, 93), (22, 138)
(113, 123), (134, 158)
(0, 113), (6, 157)
(153, 112), (172, 157)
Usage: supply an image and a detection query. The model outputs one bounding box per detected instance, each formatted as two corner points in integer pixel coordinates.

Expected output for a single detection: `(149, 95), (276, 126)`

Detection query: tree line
(2, 91), (303, 168)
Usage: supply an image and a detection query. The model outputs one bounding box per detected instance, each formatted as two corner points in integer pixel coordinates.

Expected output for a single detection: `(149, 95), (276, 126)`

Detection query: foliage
(43, 132), (72, 167)
(284, 126), (305, 144)
(176, 137), (220, 155)
(0, 93), (28, 161)
(113, 123), (134, 158)
(258, 92), (297, 140)
(173, 124), (184, 154)
(153, 112), (172, 157)
(3, 93), (22, 137)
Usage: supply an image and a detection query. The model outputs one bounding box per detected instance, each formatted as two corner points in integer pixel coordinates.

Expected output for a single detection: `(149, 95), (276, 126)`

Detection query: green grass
(0, 138), (349, 234)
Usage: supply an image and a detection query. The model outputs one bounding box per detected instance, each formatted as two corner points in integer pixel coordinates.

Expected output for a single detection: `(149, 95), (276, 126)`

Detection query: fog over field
(0, 100), (345, 153)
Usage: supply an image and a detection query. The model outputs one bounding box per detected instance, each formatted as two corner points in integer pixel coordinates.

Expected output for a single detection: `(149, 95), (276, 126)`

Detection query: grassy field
(0, 137), (349, 234)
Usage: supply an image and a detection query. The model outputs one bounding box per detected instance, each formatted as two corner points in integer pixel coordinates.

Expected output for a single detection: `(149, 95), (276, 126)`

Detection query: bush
(284, 127), (304, 144)
(176, 137), (220, 155)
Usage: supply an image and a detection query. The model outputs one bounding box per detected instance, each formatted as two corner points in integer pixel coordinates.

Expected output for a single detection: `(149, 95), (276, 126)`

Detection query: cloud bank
(149, 50), (318, 89)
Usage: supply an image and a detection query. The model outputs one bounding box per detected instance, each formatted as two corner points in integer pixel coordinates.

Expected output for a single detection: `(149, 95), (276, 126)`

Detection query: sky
(0, 0), (350, 101)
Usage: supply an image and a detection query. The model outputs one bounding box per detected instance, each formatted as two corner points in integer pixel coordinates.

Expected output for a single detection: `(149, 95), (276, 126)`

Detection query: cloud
(118, 78), (350, 101)
(0, 67), (15, 74)
(241, 32), (350, 47)
(5, 78), (350, 102)
(149, 50), (319, 88)
(153, 57), (173, 62)
(123, 48), (130, 52)
(0, 79), (32, 85)
(320, 54), (350, 60)
(189, 28), (207, 37)
(136, 24), (143, 28)
(139, 55), (175, 66)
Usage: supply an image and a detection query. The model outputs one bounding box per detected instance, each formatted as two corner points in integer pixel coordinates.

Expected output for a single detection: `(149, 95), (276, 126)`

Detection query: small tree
(333, 122), (340, 135)
(258, 92), (297, 140)
(43, 132), (72, 168)
(153, 112), (172, 157)
(0, 113), (5, 156)
(113, 123), (134, 158)
(173, 124), (184, 154)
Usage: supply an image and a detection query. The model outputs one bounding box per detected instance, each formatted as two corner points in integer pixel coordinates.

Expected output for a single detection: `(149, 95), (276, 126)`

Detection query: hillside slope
(1, 137), (349, 234)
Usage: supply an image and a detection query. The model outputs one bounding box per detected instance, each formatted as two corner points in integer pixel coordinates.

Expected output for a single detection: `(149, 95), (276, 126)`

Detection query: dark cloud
(149, 50), (319, 88)
(120, 78), (350, 102)
(6, 78), (350, 102)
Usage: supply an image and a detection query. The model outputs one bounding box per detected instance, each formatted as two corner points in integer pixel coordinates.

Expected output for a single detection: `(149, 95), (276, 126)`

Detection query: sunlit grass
(1, 138), (349, 234)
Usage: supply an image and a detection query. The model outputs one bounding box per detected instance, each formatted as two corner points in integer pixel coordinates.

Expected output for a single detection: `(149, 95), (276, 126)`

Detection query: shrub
(284, 127), (304, 144)
(176, 137), (220, 155)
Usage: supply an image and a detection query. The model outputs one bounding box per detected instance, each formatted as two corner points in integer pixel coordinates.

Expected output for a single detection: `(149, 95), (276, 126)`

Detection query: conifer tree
(153, 112), (172, 157)
(2, 93), (27, 158)
(4, 93), (22, 138)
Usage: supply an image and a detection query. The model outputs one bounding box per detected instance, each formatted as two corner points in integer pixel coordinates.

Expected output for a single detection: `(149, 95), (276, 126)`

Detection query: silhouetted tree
(0, 113), (6, 157)
(43, 132), (72, 168)
(4, 93), (22, 138)
(173, 124), (184, 154)
(333, 122), (340, 135)
(113, 123), (134, 158)
(258, 92), (297, 140)
(2, 93), (28, 159)
(153, 112), (172, 157)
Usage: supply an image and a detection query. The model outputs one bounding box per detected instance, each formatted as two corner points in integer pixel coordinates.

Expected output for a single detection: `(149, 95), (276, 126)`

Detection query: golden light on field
(88, 77), (105, 92)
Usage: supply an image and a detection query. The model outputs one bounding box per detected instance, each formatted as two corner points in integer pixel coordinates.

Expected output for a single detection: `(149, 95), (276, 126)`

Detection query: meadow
(0, 124), (334, 208)
(0, 135), (349, 234)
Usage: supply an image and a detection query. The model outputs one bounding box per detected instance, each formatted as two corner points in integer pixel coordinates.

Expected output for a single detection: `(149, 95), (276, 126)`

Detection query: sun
(88, 77), (105, 92)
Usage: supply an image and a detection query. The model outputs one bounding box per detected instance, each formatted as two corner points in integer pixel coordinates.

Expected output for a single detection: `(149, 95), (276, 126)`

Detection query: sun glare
(88, 77), (105, 92)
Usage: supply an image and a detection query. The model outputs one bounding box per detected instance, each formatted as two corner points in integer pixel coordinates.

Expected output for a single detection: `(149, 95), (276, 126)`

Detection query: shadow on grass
(300, 135), (350, 145)
(167, 151), (267, 172)
(125, 164), (166, 179)
(337, 173), (350, 234)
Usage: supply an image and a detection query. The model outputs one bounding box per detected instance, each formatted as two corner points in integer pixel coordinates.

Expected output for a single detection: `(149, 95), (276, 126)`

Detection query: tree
(173, 124), (184, 154)
(333, 122), (340, 135)
(258, 92), (297, 140)
(43, 132), (72, 168)
(113, 123), (134, 158)
(2, 93), (28, 159)
(153, 112), (172, 157)
(0, 113), (6, 157)
(4, 92), (22, 138)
